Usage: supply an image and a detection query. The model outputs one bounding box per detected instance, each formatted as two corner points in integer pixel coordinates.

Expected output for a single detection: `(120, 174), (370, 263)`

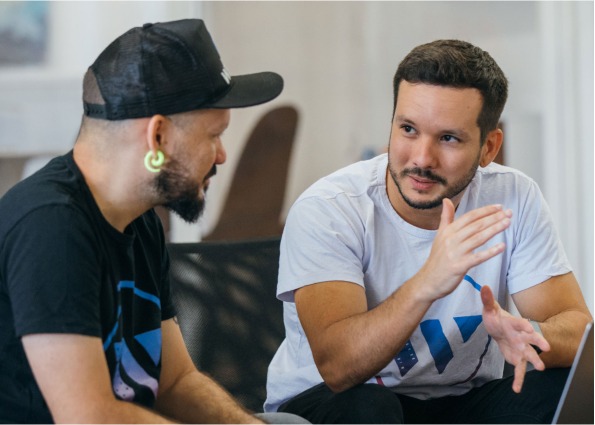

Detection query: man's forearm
(539, 310), (593, 368)
(154, 369), (262, 424)
(105, 400), (176, 424)
(314, 276), (433, 392)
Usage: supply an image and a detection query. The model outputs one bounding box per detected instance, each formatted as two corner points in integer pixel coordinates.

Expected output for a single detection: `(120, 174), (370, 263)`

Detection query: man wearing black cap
(0, 19), (303, 424)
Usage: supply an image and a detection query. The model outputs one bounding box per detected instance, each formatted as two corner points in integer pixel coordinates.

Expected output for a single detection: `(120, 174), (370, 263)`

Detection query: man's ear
(145, 115), (168, 157)
(479, 128), (503, 167)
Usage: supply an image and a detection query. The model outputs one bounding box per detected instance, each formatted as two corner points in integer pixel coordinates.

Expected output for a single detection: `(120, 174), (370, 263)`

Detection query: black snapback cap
(83, 19), (284, 120)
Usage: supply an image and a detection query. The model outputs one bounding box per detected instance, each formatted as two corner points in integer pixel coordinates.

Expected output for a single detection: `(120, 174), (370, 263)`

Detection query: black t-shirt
(0, 151), (176, 423)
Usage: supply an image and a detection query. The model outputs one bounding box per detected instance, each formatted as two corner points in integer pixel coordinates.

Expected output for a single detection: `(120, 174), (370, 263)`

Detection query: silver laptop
(552, 322), (594, 424)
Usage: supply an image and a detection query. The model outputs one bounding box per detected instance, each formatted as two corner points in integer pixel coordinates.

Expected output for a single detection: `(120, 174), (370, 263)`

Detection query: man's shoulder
(472, 162), (538, 199)
(476, 162), (536, 185)
(0, 154), (87, 240)
(296, 154), (387, 205)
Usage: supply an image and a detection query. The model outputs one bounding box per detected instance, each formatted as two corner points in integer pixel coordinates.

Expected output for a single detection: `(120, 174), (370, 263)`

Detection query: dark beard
(154, 160), (216, 223)
(388, 147), (480, 210)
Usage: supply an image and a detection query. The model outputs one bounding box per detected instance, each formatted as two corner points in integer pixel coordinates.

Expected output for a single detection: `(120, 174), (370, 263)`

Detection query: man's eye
(402, 125), (415, 134)
(443, 135), (458, 142)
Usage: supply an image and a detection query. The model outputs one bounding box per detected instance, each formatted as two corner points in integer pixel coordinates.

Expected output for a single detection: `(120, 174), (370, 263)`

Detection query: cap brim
(206, 72), (283, 109)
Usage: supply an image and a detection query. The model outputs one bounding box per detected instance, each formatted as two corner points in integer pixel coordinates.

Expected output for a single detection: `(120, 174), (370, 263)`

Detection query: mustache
(203, 165), (217, 182)
(400, 167), (447, 185)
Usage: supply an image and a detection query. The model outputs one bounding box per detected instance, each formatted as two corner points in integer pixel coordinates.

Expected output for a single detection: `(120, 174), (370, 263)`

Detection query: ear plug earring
(144, 150), (165, 173)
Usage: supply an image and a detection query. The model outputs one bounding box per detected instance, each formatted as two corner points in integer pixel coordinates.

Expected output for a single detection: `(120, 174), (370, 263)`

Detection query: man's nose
(215, 140), (227, 165)
(411, 137), (437, 169)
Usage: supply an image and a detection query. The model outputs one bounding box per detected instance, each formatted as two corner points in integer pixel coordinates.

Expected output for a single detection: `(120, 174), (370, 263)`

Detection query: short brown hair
(393, 40), (508, 145)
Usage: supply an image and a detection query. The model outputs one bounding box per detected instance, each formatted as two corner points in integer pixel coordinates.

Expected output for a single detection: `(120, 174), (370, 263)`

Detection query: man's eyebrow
(394, 115), (416, 125)
(441, 127), (470, 139)
(394, 115), (471, 139)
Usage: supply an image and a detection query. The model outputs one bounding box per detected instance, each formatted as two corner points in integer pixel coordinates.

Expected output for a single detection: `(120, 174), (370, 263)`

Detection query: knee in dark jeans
(502, 368), (571, 424)
(522, 368), (570, 402)
(319, 384), (403, 424)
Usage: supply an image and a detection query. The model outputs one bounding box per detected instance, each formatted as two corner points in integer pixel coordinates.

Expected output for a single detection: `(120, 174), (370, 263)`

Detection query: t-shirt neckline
(376, 154), (470, 240)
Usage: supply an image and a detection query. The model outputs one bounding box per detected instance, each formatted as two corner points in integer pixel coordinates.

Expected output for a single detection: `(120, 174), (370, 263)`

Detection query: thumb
(481, 285), (496, 312)
(440, 198), (455, 229)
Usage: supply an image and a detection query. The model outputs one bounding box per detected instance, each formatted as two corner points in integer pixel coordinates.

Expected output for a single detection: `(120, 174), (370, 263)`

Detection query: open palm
(481, 286), (550, 393)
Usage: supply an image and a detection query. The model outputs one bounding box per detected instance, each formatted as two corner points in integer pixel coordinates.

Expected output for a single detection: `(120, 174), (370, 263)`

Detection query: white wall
(576, 2), (595, 314)
(538, 1), (594, 312)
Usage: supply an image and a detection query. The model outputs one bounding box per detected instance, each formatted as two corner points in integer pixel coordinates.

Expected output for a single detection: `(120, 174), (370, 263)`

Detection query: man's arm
(296, 200), (511, 393)
(154, 318), (262, 424)
(22, 334), (175, 424)
(512, 272), (593, 367)
(295, 278), (432, 393)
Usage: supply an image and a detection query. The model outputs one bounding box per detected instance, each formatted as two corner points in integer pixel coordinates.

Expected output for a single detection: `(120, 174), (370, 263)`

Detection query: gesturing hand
(481, 286), (550, 393)
(417, 199), (513, 302)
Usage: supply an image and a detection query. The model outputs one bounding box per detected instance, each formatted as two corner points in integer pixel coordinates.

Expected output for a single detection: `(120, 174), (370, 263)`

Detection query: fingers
(524, 345), (546, 371)
(511, 318), (534, 334)
(457, 216), (511, 257)
(450, 204), (504, 232)
(454, 209), (513, 245)
(480, 286), (496, 311)
(462, 242), (506, 270)
(440, 198), (455, 229)
(513, 359), (527, 393)
(510, 319), (551, 351)
(524, 330), (551, 353)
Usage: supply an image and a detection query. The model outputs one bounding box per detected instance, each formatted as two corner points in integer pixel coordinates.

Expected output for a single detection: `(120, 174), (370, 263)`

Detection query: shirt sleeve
(2, 205), (103, 338)
(506, 181), (573, 294)
(277, 196), (365, 302)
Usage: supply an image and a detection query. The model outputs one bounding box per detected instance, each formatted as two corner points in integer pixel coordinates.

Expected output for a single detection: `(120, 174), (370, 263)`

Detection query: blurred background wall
(0, 1), (592, 313)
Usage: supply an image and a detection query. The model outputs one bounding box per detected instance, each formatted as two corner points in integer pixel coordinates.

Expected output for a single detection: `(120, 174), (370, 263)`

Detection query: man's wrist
(402, 274), (436, 307)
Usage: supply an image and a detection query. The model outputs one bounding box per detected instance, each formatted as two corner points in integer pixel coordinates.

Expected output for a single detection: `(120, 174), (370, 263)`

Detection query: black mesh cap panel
(91, 29), (151, 120)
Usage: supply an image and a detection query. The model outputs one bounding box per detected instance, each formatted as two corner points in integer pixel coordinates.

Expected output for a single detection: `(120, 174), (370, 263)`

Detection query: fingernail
(494, 204), (503, 210)
(502, 218), (510, 225)
(504, 209), (513, 217)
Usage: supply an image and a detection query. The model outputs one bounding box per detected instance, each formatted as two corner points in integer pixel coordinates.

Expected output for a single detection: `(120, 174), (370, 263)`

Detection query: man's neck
(385, 168), (464, 231)
(73, 142), (152, 233)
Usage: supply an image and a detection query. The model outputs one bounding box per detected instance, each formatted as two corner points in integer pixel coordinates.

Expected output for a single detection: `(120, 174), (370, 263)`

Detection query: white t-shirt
(264, 154), (572, 412)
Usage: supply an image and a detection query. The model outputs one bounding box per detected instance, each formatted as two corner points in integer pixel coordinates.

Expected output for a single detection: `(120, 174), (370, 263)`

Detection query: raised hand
(481, 286), (550, 393)
(417, 198), (513, 302)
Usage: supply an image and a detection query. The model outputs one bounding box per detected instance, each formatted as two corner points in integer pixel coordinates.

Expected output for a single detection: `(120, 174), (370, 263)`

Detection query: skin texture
(22, 110), (265, 424)
(295, 81), (592, 395)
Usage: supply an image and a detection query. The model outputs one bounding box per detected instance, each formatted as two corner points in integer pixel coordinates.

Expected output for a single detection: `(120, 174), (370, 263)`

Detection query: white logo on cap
(221, 68), (231, 85)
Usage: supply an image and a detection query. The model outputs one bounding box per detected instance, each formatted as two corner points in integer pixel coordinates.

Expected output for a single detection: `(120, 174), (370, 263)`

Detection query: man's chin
(163, 198), (205, 224)
(401, 194), (445, 210)
(400, 184), (470, 210)
(398, 181), (445, 210)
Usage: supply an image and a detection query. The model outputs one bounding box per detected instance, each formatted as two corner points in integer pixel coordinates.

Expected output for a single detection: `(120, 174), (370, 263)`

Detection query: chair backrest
(167, 237), (284, 413)
(203, 106), (299, 241)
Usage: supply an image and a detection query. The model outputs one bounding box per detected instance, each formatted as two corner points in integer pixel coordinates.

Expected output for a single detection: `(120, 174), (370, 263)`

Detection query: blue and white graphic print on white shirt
(264, 154), (572, 412)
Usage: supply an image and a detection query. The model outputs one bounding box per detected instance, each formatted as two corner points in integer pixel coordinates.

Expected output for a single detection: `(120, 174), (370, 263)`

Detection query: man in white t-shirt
(264, 40), (593, 423)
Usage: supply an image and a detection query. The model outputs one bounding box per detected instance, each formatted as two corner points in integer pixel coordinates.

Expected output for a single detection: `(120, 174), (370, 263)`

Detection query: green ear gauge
(144, 150), (165, 173)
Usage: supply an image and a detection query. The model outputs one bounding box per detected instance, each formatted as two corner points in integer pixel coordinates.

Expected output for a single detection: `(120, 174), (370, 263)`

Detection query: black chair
(167, 237), (284, 413)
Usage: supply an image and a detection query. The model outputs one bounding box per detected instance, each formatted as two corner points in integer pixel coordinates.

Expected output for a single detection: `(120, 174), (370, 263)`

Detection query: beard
(154, 158), (217, 223)
(388, 147), (481, 210)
